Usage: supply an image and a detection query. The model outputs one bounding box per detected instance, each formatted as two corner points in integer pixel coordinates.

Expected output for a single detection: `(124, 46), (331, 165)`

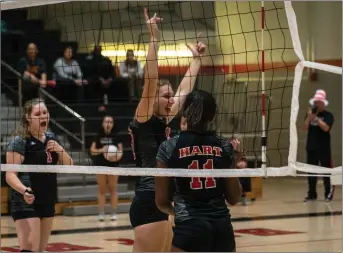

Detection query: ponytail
(181, 90), (216, 132)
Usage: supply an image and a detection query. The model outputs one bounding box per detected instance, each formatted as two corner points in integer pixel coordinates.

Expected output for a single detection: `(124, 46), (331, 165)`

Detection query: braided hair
(180, 90), (217, 132)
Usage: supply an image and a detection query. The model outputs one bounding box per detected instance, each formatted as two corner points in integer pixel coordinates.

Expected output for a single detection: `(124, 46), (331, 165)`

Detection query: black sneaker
(304, 196), (317, 202)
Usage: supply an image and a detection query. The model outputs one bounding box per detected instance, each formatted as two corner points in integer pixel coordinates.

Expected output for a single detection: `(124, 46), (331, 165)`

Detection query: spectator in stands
(17, 43), (47, 104)
(86, 45), (115, 111)
(53, 46), (87, 103)
(90, 115), (123, 221)
(304, 89), (334, 202)
(119, 49), (144, 101)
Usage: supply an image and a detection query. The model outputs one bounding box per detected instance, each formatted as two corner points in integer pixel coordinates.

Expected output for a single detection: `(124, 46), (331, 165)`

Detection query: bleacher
(0, 8), (182, 216)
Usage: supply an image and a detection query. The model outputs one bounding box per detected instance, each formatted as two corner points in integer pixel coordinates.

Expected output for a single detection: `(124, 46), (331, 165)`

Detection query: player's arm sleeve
(156, 141), (169, 165)
(7, 136), (26, 156)
(156, 136), (179, 165)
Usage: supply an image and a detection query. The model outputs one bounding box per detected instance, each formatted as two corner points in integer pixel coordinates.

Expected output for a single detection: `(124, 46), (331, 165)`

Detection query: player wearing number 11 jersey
(155, 90), (245, 252)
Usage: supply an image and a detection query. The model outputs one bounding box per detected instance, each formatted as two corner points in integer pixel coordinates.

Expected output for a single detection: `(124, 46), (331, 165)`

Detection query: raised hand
(186, 33), (207, 59)
(230, 138), (241, 151)
(144, 8), (163, 41)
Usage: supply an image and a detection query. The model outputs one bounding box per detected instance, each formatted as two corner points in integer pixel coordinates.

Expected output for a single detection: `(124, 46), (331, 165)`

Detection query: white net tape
(1, 1), (342, 179)
(1, 164), (341, 178)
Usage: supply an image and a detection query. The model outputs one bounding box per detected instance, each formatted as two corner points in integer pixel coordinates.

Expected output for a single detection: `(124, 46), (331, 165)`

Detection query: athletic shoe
(241, 196), (248, 206)
(97, 214), (105, 221)
(110, 214), (117, 221)
(304, 196), (317, 202)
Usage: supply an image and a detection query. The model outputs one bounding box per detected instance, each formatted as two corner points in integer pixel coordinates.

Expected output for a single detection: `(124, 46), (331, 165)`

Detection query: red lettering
(179, 147), (191, 158)
(46, 151), (52, 163)
(191, 146), (202, 156)
(165, 127), (171, 139)
(213, 147), (222, 157)
(128, 128), (136, 160)
(202, 145), (213, 155)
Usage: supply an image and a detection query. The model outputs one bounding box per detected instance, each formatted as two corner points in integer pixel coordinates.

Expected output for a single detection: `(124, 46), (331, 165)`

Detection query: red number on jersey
(204, 159), (216, 188)
(46, 151), (52, 163)
(189, 159), (216, 190)
(128, 128), (136, 160)
(188, 160), (203, 189)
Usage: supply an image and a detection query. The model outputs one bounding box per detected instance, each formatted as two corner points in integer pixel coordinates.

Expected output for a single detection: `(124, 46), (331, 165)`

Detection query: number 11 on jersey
(188, 159), (216, 190)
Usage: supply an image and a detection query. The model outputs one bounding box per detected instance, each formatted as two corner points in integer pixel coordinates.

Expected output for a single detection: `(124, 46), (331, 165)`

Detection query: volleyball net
(1, 1), (342, 179)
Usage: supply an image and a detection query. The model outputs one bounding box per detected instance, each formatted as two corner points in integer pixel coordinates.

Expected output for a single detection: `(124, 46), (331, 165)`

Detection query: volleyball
(104, 145), (122, 162)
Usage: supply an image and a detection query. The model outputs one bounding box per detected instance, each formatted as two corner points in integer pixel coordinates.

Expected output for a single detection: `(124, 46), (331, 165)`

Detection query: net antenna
(260, 1), (267, 177)
(284, 1), (342, 176)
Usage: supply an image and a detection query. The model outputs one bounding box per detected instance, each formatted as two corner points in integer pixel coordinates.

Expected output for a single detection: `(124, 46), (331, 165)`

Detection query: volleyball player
(128, 8), (206, 252)
(6, 98), (73, 252)
(90, 115), (123, 221)
(155, 90), (247, 252)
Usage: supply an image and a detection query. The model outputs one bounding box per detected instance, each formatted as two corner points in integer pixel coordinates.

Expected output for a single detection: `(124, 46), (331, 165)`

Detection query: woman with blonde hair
(128, 8), (206, 252)
(6, 98), (73, 252)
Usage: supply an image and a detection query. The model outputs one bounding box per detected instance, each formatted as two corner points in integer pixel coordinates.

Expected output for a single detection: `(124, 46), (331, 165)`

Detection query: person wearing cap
(303, 89), (334, 202)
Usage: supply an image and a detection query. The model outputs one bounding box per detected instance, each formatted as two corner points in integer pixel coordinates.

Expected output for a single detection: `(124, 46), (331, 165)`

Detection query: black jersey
(7, 132), (59, 210)
(156, 131), (235, 222)
(92, 131), (122, 167)
(129, 116), (168, 193)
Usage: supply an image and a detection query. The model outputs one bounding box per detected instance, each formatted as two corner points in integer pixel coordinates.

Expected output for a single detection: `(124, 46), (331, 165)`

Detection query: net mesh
(1, 1), (342, 178)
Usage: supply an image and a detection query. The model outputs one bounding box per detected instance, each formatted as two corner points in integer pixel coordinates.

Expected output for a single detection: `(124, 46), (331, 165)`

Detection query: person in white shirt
(118, 49), (144, 101)
(53, 46), (87, 103)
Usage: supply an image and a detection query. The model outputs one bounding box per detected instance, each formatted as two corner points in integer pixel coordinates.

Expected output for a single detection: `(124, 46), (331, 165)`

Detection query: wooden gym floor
(1, 177), (342, 252)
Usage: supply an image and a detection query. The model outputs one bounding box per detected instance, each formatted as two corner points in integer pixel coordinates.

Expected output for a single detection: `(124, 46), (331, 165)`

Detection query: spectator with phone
(303, 89), (334, 202)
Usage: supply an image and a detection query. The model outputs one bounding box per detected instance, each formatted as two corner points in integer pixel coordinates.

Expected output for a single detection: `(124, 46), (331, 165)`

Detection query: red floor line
(237, 238), (341, 248)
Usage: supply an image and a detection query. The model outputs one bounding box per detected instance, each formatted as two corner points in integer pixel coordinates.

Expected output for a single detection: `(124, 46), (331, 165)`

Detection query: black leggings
(306, 150), (333, 199)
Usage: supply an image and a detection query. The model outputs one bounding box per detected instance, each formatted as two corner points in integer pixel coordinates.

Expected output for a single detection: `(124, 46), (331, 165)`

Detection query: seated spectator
(118, 49), (144, 101)
(17, 43), (47, 104)
(86, 46), (116, 111)
(53, 46), (87, 103)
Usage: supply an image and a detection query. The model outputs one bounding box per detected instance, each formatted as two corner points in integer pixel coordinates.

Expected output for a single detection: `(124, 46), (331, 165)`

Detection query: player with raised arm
(128, 8), (206, 252)
(155, 90), (246, 252)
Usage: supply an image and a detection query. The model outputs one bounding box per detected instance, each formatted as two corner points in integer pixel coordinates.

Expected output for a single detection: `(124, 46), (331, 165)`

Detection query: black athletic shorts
(129, 192), (169, 228)
(173, 217), (236, 252)
(11, 204), (55, 221)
